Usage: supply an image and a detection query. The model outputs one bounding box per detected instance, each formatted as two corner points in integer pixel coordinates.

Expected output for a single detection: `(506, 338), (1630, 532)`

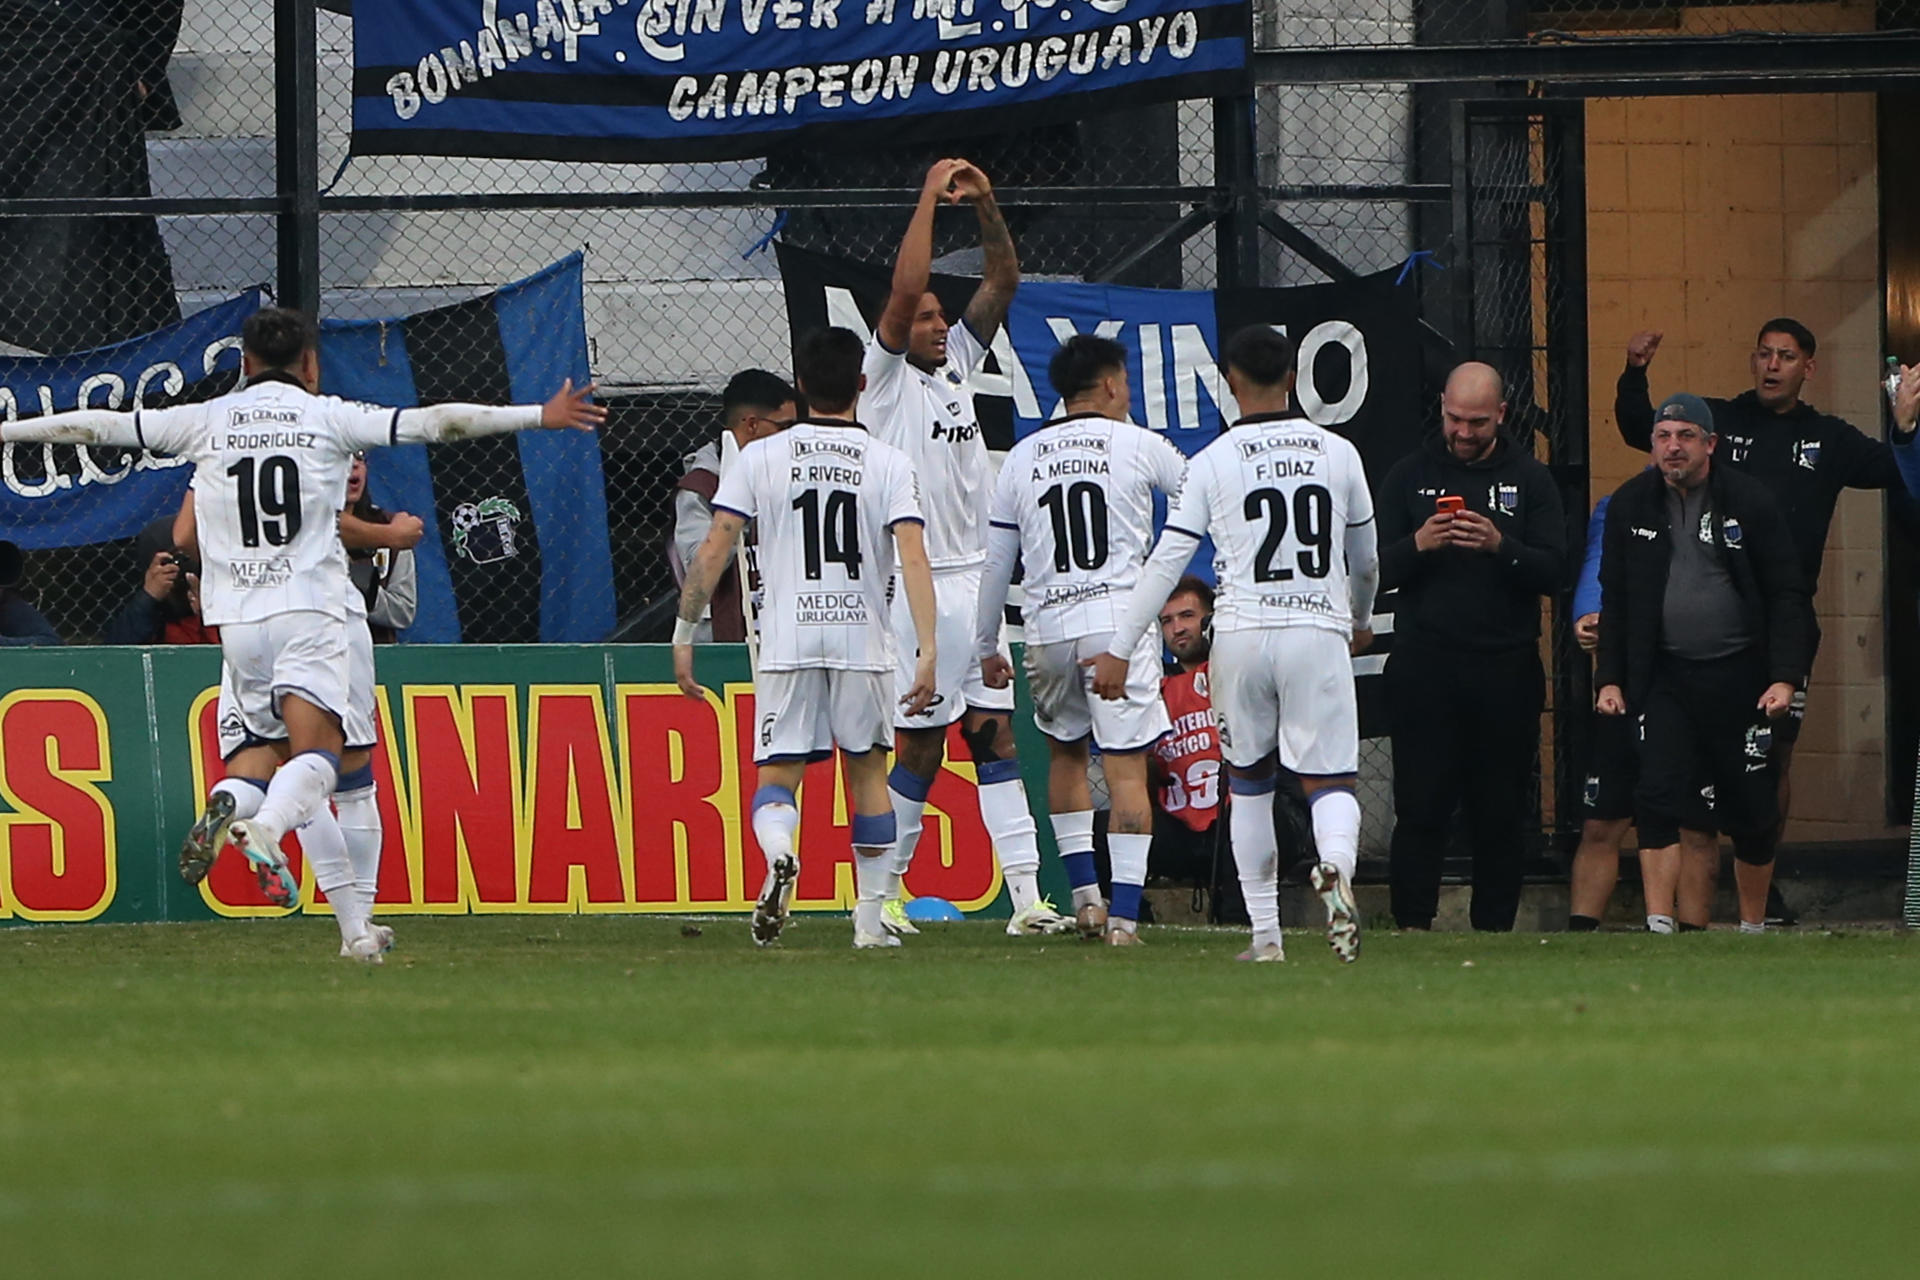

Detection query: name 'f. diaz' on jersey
(1175, 415), (1375, 636)
(711, 421), (923, 673)
(988, 413), (1187, 645)
(861, 321), (990, 571)
(138, 380), (411, 625)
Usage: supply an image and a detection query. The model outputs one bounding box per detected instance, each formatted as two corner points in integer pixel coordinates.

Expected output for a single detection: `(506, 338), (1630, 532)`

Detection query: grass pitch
(3, 918), (1918, 1278)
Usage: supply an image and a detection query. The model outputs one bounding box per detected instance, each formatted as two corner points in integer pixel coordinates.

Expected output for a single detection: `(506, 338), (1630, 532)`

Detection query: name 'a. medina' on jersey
(1168, 415), (1375, 637)
(989, 413), (1187, 645)
(712, 421), (923, 673)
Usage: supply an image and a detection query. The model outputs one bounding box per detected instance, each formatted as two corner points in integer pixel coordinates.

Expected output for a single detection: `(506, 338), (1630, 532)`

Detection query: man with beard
(1377, 362), (1566, 932)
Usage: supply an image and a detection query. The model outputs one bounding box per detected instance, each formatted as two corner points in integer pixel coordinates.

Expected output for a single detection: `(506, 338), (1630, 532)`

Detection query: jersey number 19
(226, 455), (303, 548)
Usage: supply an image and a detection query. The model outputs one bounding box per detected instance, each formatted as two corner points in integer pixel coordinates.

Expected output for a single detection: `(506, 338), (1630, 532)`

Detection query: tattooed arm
(955, 163), (1018, 344)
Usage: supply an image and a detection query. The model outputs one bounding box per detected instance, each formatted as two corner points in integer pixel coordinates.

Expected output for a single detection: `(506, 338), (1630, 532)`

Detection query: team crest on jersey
(1193, 670), (1209, 698)
(1721, 516), (1744, 548)
(1794, 439), (1821, 471)
(1697, 510), (1715, 545)
(1744, 722), (1772, 761)
(1584, 774), (1600, 809)
(451, 497), (522, 565)
(1494, 483), (1519, 516)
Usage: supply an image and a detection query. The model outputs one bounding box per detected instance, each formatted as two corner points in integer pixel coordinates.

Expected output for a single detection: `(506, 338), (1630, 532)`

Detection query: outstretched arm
(954, 163), (1018, 345)
(389, 380), (604, 445)
(877, 159), (967, 353)
(1, 408), (143, 448)
(674, 510), (747, 697)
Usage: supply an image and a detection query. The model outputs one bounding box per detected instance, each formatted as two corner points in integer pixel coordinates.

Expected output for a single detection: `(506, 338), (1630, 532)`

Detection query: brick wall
(1585, 90), (1896, 841)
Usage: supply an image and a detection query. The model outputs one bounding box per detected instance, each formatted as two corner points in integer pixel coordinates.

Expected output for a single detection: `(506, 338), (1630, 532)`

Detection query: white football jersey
(712, 420), (922, 673)
(862, 322), (990, 572)
(990, 413), (1187, 645)
(1167, 415), (1375, 637)
(133, 376), (399, 626)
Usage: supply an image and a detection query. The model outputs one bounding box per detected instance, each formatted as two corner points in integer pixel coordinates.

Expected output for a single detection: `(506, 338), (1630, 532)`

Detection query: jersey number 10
(793, 488), (862, 580)
(1038, 481), (1110, 572)
(226, 455), (304, 548)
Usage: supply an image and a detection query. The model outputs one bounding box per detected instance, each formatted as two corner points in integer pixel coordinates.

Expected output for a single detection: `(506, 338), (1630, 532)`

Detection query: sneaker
(1310, 861), (1361, 964)
(750, 854), (798, 947)
(1235, 940), (1286, 962)
(340, 923), (395, 959)
(178, 790), (237, 885)
(1104, 927), (1145, 947)
(228, 820), (297, 907)
(1006, 898), (1076, 937)
(1075, 900), (1108, 941)
(853, 931), (902, 949)
(346, 934), (386, 966)
(881, 897), (920, 936)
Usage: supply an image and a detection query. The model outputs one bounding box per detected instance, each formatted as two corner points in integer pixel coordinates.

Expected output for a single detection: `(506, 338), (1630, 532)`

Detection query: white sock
(887, 788), (927, 888)
(1740, 919), (1766, 934)
(298, 807), (367, 945)
(211, 777), (265, 820)
(751, 798), (799, 867)
(1647, 914), (1676, 934)
(854, 848), (890, 937)
(977, 776), (1041, 898)
(253, 752), (338, 844)
(335, 783), (382, 912)
(1050, 810), (1100, 911)
(1308, 787), (1362, 883)
(1231, 789), (1280, 943)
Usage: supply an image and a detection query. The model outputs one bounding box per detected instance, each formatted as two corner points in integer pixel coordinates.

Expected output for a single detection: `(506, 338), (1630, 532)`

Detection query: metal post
(1212, 3), (1261, 290)
(275, 0), (321, 314)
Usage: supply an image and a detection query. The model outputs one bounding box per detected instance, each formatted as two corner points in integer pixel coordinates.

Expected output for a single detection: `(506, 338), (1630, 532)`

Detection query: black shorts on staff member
(1595, 393), (1814, 931)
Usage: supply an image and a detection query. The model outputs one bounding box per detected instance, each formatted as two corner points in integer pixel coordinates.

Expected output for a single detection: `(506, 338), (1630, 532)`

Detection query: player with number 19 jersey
(977, 412), (1186, 747)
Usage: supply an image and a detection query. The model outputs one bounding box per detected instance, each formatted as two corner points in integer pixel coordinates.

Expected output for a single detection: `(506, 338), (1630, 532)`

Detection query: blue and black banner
(0, 290), (264, 550)
(320, 255), (616, 645)
(352, 0), (1250, 163)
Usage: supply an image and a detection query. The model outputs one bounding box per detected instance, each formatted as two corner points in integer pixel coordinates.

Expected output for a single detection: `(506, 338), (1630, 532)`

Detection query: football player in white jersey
(2, 307), (604, 960)
(975, 335), (1187, 944)
(864, 158), (1070, 937)
(172, 479), (423, 959)
(1090, 326), (1379, 964)
(675, 328), (938, 949)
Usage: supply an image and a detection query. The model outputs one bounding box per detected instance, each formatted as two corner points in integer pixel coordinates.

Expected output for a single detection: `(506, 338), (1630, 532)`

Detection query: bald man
(1376, 362), (1567, 931)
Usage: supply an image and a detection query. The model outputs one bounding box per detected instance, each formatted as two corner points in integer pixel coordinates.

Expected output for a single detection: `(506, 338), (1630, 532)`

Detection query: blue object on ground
(904, 897), (965, 923)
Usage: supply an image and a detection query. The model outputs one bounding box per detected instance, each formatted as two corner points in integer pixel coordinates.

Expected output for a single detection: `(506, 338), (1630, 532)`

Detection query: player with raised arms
(866, 157), (1073, 937)
(1088, 326), (1378, 963)
(974, 335), (1187, 943)
(0, 306), (604, 961)
(675, 327), (939, 949)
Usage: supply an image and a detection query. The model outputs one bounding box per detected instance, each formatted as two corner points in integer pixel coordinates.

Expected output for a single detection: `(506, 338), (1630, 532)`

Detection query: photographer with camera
(0, 540), (59, 646)
(100, 512), (217, 645)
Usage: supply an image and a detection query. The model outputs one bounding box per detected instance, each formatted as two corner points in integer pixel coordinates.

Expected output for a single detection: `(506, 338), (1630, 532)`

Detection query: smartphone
(1435, 495), (1466, 516)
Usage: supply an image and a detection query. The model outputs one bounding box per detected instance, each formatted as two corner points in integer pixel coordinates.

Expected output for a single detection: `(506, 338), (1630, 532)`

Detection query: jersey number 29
(226, 455), (303, 548)
(1244, 483), (1332, 581)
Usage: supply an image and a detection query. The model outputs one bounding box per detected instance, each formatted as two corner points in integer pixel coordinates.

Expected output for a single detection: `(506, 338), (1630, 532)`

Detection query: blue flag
(0, 291), (263, 550)
(319, 255), (615, 644)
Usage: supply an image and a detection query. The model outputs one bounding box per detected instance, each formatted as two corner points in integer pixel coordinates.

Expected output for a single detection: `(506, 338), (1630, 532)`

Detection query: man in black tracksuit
(1595, 394), (1815, 933)
(1615, 319), (1908, 840)
(1378, 362), (1566, 931)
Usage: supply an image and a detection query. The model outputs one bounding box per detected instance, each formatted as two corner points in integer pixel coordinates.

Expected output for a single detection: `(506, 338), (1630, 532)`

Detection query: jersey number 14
(793, 488), (862, 580)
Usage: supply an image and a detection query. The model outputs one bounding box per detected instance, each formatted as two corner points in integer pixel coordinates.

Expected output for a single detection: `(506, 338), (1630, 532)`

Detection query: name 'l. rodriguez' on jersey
(1170, 413), (1376, 637)
(983, 412), (1187, 646)
(711, 420), (924, 673)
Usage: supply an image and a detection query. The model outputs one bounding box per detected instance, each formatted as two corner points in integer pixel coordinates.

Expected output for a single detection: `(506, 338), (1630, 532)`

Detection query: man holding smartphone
(1376, 362), (1567, 931)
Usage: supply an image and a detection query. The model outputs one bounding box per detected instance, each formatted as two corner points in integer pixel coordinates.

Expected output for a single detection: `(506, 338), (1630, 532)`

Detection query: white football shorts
(1024, 629), (1171, 752)
(753, 667), (895, 765)
(214, 611), (353, 761)
(890, 566), (1015, 730)
(1208, 625), (1359, 776)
